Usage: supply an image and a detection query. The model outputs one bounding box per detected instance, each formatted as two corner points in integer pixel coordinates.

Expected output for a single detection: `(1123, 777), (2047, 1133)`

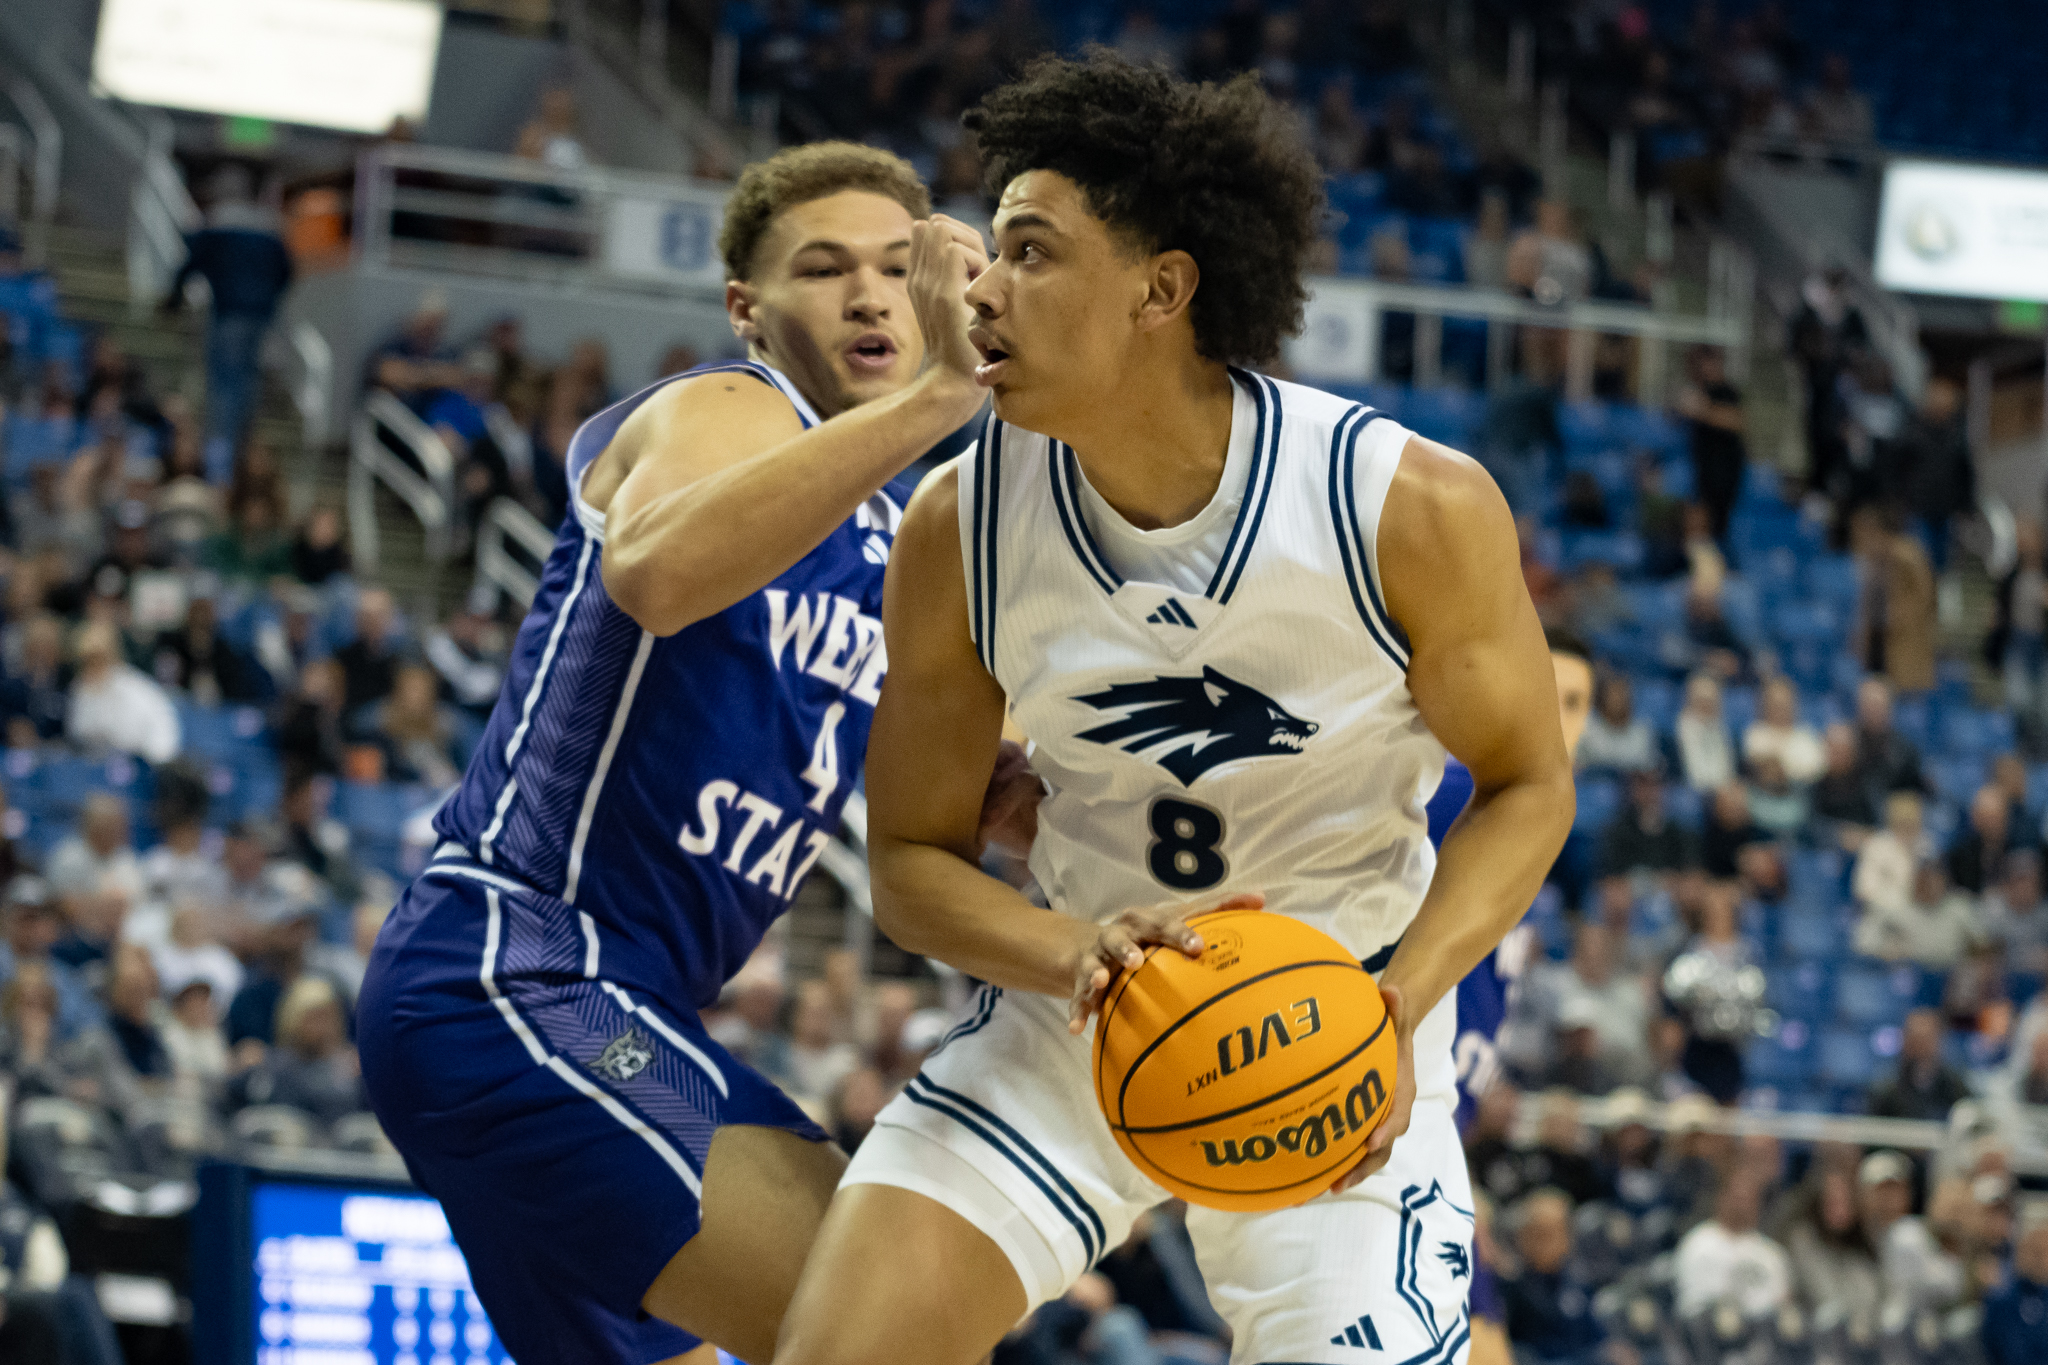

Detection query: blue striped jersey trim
(1048, 445), (1122, 595)
(934, 985), (1002, 1053)
(903, 1074), (1106, 1263)
(969, 416), (990, 670)
(1209, 370), (1284, 604)
(1326, 406), (1409, 669)
(980, 420), (1002, 670)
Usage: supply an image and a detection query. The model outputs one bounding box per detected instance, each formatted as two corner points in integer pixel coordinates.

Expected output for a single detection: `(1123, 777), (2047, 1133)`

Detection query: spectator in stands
(81, 498), (168, 606)
(1856, 680), (1926, 792)
(1508, 201), (1592, 383)
(1789, 269), (1868, 507)
(1675, 347), (1747, 544)
(46, 793), (141, 956)
(67, 620), (180, 764)
(1982, 1199), (2048, 1365)
(278, 772), (362, 903)
(1854, 791), (1927, 918)
(358, 662), (467, 786)
(1782, 1162), (1883, 1325)
(152, 593), (265, 705)
(1993, 518), (2048, 737)
(531, 338), (612, 525)
(0, 612), (67, 747)
(1552, 924), (1650, 1088)
(0, 959), (141, 1118)
(1463, 191), (1512, 291)
(1666, 575), (1751, 683)
(1809, 721), (1877, 848)
(1577, 673), (1659, 774)
(1599, 768), (1697, 878)
(161, 971), (230, 1093)
(228, 974), (364, 1125)
(277, 656), (348, 778)
(1675, 672), (1738, 791)
(828, 1066), (890, 1154)
(515, 87), (588, 171)
(708, 963), (787, 1074)
(1500, 1189), (1607, 1365)
(1111, 5), (1184, 73)
(366, 292), (467, 419)
(290, 505), (351, 587)
(1868, 1009), (1972, 1122)
(1879, 1164), (1971, 1311)
(0, 878), (105, 1041)
(104, 941), (172, 1092)
(335, 587), (406, 712)
(424, 589), (507, 719)
(1854, 860), (1985, 968)
(1673, 1169), (1792, 1319)
(1743, 677), (1824, 784)
(1981, 850), (2048, 975)
(1856, 508), (1938, 694)
(1881, 376), (1974, 574)
(166, 166), (294, 482)
(777, 978), (858, 1110)
(1464, 1082), (1523, 1200)
(1951, 786), (2033, 897)
(1744, 754), (1807, 838)
(1701, 782), (1766, 879)
(73, 335), (165, 441)
(204, 481), (293, 584)
(225, 891), (336, 1047)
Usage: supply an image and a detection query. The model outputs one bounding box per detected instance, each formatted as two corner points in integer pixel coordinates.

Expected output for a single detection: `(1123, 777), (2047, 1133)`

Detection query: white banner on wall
(1285, 290), (1377, 384)
(602, 191), (732, 289)
(1874, 159), (2048, 304)
(93, 0), (443, 134)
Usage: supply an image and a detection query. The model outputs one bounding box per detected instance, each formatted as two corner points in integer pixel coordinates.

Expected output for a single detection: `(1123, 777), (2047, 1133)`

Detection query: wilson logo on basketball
(1198, 1066), (1387, 1167)
(1188, 997), (1322, 1096)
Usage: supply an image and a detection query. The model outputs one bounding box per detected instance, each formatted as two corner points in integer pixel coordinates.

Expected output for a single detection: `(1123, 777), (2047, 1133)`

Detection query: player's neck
(1065, 355), (1236, 531)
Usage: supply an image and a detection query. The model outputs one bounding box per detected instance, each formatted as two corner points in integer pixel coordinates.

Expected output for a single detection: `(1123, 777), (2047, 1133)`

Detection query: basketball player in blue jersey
(355, 143), (998, 1365)
(1428, 627), (1591, 1365)
(767, 55), (1577, 1365)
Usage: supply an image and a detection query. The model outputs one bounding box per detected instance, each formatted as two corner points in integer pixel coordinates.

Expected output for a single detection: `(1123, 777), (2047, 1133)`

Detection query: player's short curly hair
(962, 51), (1324, 366)
(719, 141), (931, 281)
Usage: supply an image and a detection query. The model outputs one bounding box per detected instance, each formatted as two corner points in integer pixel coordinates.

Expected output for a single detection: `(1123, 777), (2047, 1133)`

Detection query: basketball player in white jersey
(768, 54), (1577, 1365)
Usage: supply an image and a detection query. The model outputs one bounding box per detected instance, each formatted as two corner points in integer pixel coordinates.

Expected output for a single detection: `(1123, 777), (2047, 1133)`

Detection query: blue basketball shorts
(358, 859), (827, 1365)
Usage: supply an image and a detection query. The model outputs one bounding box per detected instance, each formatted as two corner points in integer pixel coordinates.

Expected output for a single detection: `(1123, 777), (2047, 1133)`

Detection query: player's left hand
(976, 739), (1043, 858)
(1328, 982), (1415, 1194)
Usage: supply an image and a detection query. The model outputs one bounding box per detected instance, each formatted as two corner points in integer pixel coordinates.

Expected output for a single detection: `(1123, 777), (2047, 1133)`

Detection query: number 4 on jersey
(1149, 797), (1227, 890)
(801, 703), (845, 812)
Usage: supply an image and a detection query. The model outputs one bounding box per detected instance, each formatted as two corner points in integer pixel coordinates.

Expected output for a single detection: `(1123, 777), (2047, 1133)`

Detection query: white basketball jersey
(955, 368), (1457, 1097)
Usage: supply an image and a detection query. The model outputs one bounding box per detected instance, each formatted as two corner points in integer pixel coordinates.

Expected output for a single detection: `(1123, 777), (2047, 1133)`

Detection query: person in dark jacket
(165, 166), (294, 483)
(1879, 376), (1974, 572)
(1501, 1189), (1607, 1365)
(1865, 1009), (1972, 1121)
(1982, 1203), (2048, 1365)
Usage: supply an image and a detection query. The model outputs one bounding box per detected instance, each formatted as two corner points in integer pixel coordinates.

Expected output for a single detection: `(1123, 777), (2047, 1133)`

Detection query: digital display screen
(249, 1182), (514, 1365)
(1873, 158), (2048, 303)
(92, 0), (443, 134)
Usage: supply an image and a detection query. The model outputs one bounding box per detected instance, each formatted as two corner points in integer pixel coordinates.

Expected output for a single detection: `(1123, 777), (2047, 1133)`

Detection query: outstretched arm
(599, 217), (990, 636)
(1342, 435), (1576, 1187)
(866, 468), (1245, 1023)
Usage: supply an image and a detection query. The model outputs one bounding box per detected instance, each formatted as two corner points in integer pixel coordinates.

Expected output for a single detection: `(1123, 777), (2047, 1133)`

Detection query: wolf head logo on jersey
(1073, 666), (1319, 785)
(588, 1028), (655, 1084)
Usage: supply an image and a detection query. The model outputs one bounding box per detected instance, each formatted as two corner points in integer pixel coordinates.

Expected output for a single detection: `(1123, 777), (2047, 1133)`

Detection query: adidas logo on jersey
(1072, 666), (1319, 785)
(1144, 598), (1199, 628)
(1331, 1314), (1383, 1349)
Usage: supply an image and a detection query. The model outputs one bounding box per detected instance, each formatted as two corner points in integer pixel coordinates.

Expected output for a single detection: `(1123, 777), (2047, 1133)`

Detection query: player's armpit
(866, 465), (1098, 997)
(1372, 435), (1575, 1020)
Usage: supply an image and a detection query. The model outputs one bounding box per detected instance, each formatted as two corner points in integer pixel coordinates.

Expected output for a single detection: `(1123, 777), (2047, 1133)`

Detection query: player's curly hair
(962, 51), (1325, 366)
(719, 141), (931, 281)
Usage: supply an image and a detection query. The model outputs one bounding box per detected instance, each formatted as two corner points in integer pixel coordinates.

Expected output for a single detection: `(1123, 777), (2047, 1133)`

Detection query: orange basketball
(1093, 908), (1397, 1212)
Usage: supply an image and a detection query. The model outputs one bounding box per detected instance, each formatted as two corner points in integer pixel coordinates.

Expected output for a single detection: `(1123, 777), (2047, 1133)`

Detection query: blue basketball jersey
(432, 361), (901, 1010)
(1427, 759), (1531, 1130)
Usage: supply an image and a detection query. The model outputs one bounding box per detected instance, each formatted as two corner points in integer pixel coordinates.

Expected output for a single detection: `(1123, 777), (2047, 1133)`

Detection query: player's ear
(726, 280), (762, 345)
(1135, 250), (1200, 335)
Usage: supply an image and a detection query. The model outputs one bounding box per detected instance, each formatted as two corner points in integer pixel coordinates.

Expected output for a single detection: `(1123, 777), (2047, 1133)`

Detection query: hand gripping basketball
(1066, 890), (1266, 1035)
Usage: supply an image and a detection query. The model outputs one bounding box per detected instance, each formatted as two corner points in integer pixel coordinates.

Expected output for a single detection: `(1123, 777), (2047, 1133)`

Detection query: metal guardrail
(349, 391), (458, 573)
(472, 496), (555, 608)
(354, 143), (732, 298)
(285, 321), (333, 449)
(1288, 277), (1750, 405)
(3, 76), (59, 266)
(124, 104), (200, 315)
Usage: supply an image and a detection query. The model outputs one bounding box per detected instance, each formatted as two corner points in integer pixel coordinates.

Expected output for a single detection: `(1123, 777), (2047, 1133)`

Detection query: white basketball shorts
(843, 985), (1474, 1365)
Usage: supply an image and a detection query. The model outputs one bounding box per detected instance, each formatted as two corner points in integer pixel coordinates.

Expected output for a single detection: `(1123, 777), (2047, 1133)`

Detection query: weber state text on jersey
(960, 368), (1459, 1102)
(433, 362), (900, 1010)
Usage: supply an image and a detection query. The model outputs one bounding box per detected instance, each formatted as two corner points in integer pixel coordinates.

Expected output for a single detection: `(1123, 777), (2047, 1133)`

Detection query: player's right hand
(1066, 890), (1266, 1034)
(908, 214), (989, 403)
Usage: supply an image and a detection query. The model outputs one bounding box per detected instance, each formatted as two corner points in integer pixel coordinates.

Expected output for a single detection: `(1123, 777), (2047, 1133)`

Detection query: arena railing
(277, 320), (334, 450)
(473, 497), (557, 610)
(349, 391), (459, 574)
(1286, 277), (1751, 405)
(1, 75), (60, 266)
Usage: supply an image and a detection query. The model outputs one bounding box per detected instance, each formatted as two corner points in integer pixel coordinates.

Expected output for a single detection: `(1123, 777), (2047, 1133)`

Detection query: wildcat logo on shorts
(1198, 1066), (1386, 1167)
(1072, 666), (1319, 785)
(588, 1027), (655, 1083)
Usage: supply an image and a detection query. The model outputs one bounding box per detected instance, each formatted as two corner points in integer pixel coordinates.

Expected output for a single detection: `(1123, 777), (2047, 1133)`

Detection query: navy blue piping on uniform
(969, 415), (991, 670)
(1211, 371), (1285, 604)
(1048, 445), (1123, 595)
(935, 985), (1002, 1053)
(1205, 368), (1271, 600)
(1340, 408), (1411, 664)
(1326, 406), (1409, 670)
(904, 1073), (1107, 1262)
(981, 420), (1002, 671)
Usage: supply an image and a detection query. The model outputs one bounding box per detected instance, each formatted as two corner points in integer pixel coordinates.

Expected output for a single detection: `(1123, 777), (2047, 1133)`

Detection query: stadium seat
(1777, 912), (1847, 962)
(1765, 962), (1833, 1022)
(1557, 400), (1618, 454)
(1834, 963), (1918, 1027)
(1572, 775), (1622, 834)
(1745, 1030), (1813, 1087)
(1816, 1028), (1884, 1089)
